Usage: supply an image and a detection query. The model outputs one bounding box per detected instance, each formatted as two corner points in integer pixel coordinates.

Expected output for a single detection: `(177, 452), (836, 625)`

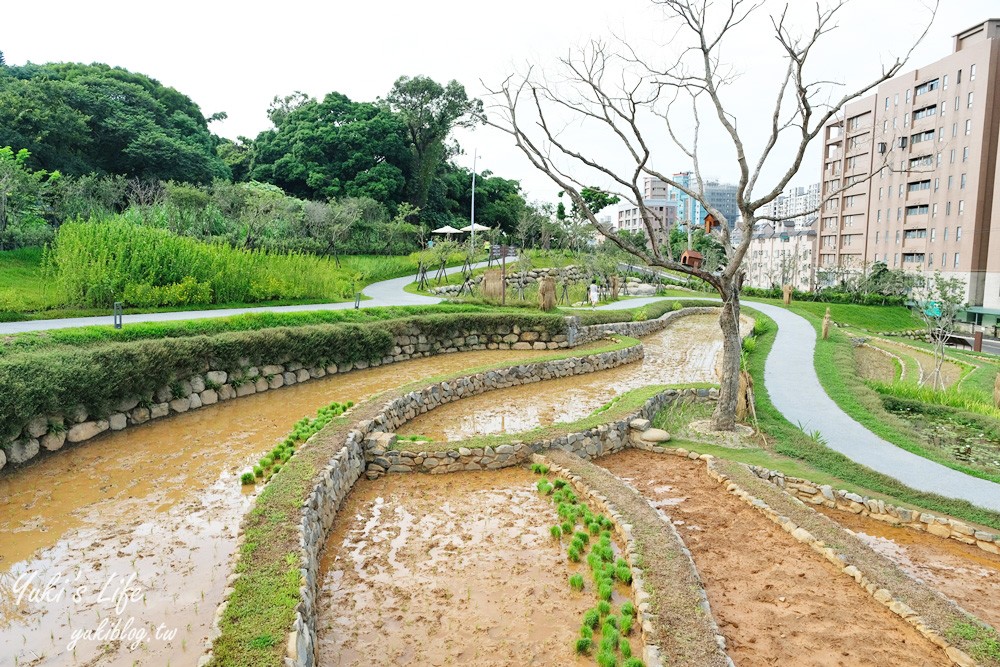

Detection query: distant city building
(614, 177), (678, 246)
(817, 18), (1000, 326)
(667, 172), (739, 229)
(757, 183), (820, 229)
(744, 221), (817, 291)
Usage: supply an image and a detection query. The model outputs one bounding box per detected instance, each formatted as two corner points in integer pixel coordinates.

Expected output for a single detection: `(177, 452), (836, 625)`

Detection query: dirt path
(399, 313), (751, 441)
(0, 346), (559, 667)
(316, 468), (597, 666)
(817, 506), (1000, 630)
(599, 450), (949, 667)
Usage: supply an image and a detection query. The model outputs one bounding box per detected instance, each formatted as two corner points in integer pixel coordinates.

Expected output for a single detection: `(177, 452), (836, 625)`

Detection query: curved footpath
(3, 268), (999, 511)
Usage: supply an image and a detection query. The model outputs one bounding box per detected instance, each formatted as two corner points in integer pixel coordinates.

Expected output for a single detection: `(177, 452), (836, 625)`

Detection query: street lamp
(470, 149), (478, 248)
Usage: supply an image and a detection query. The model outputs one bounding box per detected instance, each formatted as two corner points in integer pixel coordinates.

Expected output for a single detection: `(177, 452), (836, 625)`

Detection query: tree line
(0, 57), (536, 254)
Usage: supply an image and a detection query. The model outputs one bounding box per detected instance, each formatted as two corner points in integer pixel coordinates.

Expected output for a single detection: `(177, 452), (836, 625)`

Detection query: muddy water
(316, 468), (637, 666)
(399, 313), (750, 441)
(0, 346), (559, 667)
(817, 506), (1000, 630)
(600, 450), (950, 667)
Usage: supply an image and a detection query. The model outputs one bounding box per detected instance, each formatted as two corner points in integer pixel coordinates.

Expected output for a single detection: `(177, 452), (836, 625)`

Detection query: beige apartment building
(819, 19), (1000, 326)
(745, 223), (817, 291)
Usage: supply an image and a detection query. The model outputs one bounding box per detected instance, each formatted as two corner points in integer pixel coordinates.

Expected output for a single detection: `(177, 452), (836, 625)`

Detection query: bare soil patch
(600, 449), (950, 667)
(315, 468), (596, 666)
(817, 505), (1000, 630)
(856, 344), (899, 383)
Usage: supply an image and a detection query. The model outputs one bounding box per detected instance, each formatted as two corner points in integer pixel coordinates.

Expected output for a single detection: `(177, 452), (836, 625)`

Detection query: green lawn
(741, 296), (922, 332)
(0, 248), (61, 312)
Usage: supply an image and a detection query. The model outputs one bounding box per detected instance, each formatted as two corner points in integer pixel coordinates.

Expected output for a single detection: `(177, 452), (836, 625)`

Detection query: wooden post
(539, 276), (556, 311)
(501, 245), (507, 306)
(782, 284), (793, 305)
(822, 307), (831, 340)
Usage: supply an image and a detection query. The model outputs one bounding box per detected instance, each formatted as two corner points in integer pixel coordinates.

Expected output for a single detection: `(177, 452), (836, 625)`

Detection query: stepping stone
(640, 428), (671, 443)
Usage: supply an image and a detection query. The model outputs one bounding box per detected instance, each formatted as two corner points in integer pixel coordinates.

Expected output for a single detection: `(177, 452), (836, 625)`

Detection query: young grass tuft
(569, 573), (585, 592)
(568, 546), (582, 563)
(597, 600), (611, 617)
(575, 637), (593, 655)
(620, 601), (635, 618)
(620, 613), (634, 636)
(240, 472), (256, 485)
(598, 583), (613, 601)
(550, 525), (562, 539)
(573, 530), (590, 545)
(561, 520), (574, 535)
(597, 650), (617, 667)
(583, 608), (600, 629)
(580, 625), (594, 639)
(623, 658), (645, 667)
(616, 564), (633, 585)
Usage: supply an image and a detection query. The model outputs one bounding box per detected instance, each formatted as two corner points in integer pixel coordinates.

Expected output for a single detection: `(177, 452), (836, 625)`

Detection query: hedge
(0, 311), (577, 442)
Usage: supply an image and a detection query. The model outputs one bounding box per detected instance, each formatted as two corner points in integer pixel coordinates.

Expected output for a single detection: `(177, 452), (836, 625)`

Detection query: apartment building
(758, 183), (821, 229)
(819, 19), (1000, 324)
(668, 172), (740, 229)
(614, 177), (678, 246)
(744, 222), (817, 291)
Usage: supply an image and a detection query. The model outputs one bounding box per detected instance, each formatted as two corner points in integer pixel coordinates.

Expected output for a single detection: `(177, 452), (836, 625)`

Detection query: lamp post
(470, 149), (477, 249)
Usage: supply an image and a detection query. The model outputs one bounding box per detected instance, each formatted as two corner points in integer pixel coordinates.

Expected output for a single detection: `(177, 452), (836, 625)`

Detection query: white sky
(3, 0), (997, 204)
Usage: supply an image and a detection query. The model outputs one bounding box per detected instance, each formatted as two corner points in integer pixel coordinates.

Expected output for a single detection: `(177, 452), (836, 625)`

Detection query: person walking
(588, 279), (600, 307)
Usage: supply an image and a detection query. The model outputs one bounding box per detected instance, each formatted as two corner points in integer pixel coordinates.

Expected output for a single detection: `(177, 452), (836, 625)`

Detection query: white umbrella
(431, 225), (463, 234)
(459, 223), (490, 232)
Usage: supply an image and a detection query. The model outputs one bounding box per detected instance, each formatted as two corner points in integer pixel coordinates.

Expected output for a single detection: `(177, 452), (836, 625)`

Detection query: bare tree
(913, 272), (966, 390)
(483, 0), (937, 430)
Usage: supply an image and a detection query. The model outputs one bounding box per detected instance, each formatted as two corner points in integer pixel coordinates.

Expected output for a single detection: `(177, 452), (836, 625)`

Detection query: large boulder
(639, 428), (671, 443)
(8, 438), (40, 463)
(40, 431), (67, 451)
(67, 420), (109, 443)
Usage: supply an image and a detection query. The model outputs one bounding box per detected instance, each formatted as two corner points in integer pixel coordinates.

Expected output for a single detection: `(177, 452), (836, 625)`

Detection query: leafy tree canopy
(249, 91), (410, 205)
(0, 62), (230, 183)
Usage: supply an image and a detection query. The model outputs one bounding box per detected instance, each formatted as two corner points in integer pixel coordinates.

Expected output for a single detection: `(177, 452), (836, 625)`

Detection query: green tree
(384, 76), (483, 211)
(249, 91), (410, 205)
(0, 146), (60, 248)
(913, 272), (967, 390)
(0, 62), (230, 182)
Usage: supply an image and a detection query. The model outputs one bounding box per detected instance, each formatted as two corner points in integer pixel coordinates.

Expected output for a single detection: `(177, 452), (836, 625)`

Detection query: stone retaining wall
(748, 465), (1000, 555)
(569, 305), (721, 346)
(367, 386), (716, 477)
(0, 321), (573, 473)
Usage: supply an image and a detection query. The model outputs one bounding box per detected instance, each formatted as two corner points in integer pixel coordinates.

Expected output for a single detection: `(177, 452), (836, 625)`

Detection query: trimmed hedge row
(0, 323), (392, 441)
(0, 312), (577, 442)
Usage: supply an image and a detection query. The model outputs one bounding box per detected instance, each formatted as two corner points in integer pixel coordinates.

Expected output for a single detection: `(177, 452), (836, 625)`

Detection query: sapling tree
(913, 271), (966, 390)
(483, 0), (937, 430)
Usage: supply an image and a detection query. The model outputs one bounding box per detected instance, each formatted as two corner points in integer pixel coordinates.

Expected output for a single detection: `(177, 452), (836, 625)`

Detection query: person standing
(588, 279), (600, 307)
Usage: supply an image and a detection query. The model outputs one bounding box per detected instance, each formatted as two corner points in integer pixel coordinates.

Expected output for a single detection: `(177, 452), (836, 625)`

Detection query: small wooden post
(539, 276), (556, 311)
(782, 284), (793, 305)
(822, 307), (831, 340)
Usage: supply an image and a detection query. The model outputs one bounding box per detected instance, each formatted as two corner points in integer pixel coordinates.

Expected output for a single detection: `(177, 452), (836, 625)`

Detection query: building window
(962, 147), (969, 162)
(905, 205), (929, 216)
(936, 152), (942, 166)
(897, 207), (902, 221)
(913, 106), (936, 121)
(934, 177), (940, 191)
(914, 79), (939, 95)
(904, 229), (927, 239)
(894, 253), (899, 267)
(932, 203), (938, 217)
(896, 230), (900, 244)
(885, 97), (890, 110)
(958, 200), (965, 215)
(906, 89), (911, 103)
(966, 119), (972, 135)
(960, 174), (967, 189)
(956, 226), (962, 241)
(943, 74), (949, 89)
(946, 201), (952, 215)
(941, 102), (946, 117)
(944, 227), (949, 240)
(879, 187), (884, 199)
(911, 130), (935, 144)
(930, 228), (936, 242)
(957, 69), (962, 84)
(875, 231), (880, 243)
(928, 253), (934, 266)
(955, 96), (960, 111)
(942, 252), (947, 267)
(950, 149), (956, 164)
(894, 93), (899, 105)
(883, 119), (888, 131)
(968, 92), (974, 109)
(907, 180), (930, 192)
(939, 126), (945, 141)
(898, 184), (904, 197)
(970, 64), (976, 81)
(948, 175), (953, 189)
(954, 253), (960, 268)
(909, 154), (933, 168)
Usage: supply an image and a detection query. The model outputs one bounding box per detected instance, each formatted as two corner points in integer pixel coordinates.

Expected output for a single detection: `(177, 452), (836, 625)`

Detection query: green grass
(742, 296), (923, 332)
(0, 248), (61, 313)
(740, 307), (1000, 531)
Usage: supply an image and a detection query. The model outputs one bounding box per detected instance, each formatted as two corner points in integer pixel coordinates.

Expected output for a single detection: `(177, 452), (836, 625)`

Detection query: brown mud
(599, 449), (950, 667)
(315, 467), (636, 666)
(0, 346), (561, 667)
(816, 505), (1000, 630)
(399, 314), (750, 441)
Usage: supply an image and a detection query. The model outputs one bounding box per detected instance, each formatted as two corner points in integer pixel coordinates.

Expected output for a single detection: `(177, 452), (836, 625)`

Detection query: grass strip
(544, 449), (729, 667)
(713, 459), (1000, 666)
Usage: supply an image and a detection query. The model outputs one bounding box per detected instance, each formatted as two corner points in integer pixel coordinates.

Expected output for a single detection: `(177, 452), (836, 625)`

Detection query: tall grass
(867, 380), (1000, 420)
(49, 217), (360, 307)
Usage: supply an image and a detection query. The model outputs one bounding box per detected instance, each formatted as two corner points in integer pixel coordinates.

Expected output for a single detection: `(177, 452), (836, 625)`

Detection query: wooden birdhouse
(704, 213), (722, 234)
(680, 249), (704, 269)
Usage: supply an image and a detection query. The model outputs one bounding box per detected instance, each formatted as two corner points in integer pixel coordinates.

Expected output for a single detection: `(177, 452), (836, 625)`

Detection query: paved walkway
(0, 262), (488, 335)
(587, 296), (1000, 512)
(4, 269), (999, 511)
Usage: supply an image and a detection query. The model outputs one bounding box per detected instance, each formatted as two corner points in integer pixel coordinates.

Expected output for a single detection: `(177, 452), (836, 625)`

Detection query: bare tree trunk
(712, 286), (742, 430)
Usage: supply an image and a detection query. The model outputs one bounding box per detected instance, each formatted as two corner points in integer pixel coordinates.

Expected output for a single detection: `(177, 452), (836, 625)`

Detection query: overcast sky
(4, 1), (996, 204)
